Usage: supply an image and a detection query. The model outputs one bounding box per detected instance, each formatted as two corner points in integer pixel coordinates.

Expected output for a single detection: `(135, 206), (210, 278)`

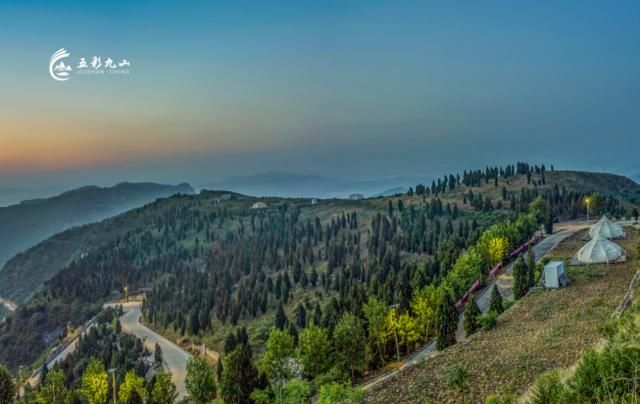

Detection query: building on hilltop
(251, 201), (268, 209)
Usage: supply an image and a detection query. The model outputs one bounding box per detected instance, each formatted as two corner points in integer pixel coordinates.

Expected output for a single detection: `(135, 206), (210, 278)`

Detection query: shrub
(485, 393), (517, 403)
(528, 370), (571, 404)
(477, 312), (498, 331)
(318, 382), (364, 403)
(489, 286), (504, 314)
(283, 379), (313, 403)
(463, 296), (482, 337)
(503, 300), (516, 311)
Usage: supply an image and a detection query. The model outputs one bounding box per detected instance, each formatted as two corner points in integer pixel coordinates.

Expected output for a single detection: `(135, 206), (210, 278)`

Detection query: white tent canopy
(575, 234), (626, 264)
(589, 215), (625, 239)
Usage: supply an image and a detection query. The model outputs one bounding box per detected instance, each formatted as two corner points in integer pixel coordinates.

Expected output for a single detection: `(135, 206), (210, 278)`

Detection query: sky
(2, 1), (640, 193)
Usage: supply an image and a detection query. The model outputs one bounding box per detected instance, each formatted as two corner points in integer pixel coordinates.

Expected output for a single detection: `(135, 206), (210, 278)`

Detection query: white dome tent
(574, 234), (626, 265)
(588, 215), (625, 239)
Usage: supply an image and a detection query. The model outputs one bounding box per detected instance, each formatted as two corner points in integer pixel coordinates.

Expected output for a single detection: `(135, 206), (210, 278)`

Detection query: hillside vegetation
(0, 164), (638, 394)
(0, 182), (194, 304)
(367, 228), (639, 402)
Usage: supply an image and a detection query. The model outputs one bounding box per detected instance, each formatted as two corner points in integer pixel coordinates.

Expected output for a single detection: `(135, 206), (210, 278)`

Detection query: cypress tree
(274, 304), (287, 330)
(463, 295), (481, 337)
(527, 248), (536, 288)
(223, 332), (237, 354)
(489, 285), (504, 314)
(220, 345), (258, 404)
(295, 303), (307, 329)
(436, 292), (458, 350)
(216, 358), (223, 382)
(545, 207), (554, 234)
(513, 256), (528, 299)
(235, 327), (249, 346)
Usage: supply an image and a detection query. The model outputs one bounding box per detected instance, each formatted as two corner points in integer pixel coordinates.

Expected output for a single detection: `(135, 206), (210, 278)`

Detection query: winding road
(109, 302), (191, 400)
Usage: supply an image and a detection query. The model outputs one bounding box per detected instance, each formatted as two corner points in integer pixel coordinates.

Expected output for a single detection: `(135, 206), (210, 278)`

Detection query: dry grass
(366, 228), (638, 403)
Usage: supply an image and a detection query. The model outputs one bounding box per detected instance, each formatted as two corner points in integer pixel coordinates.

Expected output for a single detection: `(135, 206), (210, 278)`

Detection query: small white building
(214, 193), (232, 203)
(544, 261), (568, 288)
(251, 201), (267, 209)
(311, 198), (318, 205)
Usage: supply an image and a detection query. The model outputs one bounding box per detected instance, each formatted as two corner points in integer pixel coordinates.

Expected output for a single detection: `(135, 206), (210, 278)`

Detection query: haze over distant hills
(0, 186), (65, 207)
(0, 182), (194, 277)
(200, 171), (424, 198)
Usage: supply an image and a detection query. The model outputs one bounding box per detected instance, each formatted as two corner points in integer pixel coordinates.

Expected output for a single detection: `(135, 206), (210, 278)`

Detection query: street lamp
(124, 286), (128, 302)
(108, 368), (117, 404)
(585, 197), (591, 222)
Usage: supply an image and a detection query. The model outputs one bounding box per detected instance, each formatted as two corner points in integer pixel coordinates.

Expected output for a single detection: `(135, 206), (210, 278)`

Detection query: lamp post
(124, 286), (128, 302)
(585, 197), (591, 222)
(108, 368), (117, 404)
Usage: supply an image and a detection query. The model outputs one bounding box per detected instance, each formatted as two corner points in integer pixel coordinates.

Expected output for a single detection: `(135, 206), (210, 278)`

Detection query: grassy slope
(366, 227), (639, 403)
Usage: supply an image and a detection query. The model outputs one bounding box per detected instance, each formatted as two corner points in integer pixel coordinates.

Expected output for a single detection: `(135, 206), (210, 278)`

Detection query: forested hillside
(0, 164), (637, 383)
(0, 182), (194, 304)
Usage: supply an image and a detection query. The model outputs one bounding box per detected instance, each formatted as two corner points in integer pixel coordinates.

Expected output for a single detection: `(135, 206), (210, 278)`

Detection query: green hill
(0, 182), (194, 304)
(0, 164), (638, 376)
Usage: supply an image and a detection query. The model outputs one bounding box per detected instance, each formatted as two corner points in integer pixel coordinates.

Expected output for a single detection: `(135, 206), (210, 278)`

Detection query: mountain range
(0, 182), (194, 302)
(200, 171), (424, 198)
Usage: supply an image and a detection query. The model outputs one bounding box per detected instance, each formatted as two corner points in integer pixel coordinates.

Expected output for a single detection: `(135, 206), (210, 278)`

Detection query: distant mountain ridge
(202, 171), (424, 198)
(0, 182), (194, 301)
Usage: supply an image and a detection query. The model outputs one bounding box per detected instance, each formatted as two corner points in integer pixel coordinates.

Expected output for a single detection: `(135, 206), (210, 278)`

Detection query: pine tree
(463, 295), (481, 337)
(185, 356), (217, 403)
(489, 286), (504, 314)
(513, 256), (529, 299)
(0, 364), (14, 404)
(295, 303), (307, 329)
(436, 292), (458, 350)
(545, 208), (554, 234)
(39, 362), (49, 385)
(220, 345), (258, 403)
(154, 342), (163, 365)
(527, 248), (536, 288)
(223, 332), (237, 354)
(275, 304), (287, 330)
(216, 358), (223, 382)
(236, 327), (249, 346)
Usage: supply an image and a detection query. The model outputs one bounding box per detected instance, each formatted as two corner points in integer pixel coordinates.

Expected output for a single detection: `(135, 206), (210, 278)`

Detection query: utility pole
(108, 368), (117, 404)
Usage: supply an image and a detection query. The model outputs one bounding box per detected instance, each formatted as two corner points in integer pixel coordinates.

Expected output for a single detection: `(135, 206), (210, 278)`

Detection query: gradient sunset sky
(2, 1), (640, 190)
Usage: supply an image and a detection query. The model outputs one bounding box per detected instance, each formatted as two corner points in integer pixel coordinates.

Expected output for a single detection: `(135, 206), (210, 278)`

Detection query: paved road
(110, 302), (191, 400)
(459, 227), (584, 339)
(25, 319), (98, 388)
(363, 225), (588, 391)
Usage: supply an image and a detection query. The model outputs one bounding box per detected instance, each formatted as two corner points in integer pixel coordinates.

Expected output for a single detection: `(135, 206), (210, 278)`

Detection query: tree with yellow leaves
(363, 297), (389, 366)
(118, 369), (147, 403)
(487, 236), (509, 266)
(411, 285), (438, 342)
(81, 358), (109, 404)
(384, 308), (401, 363)
(396, 312), (420, 354)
